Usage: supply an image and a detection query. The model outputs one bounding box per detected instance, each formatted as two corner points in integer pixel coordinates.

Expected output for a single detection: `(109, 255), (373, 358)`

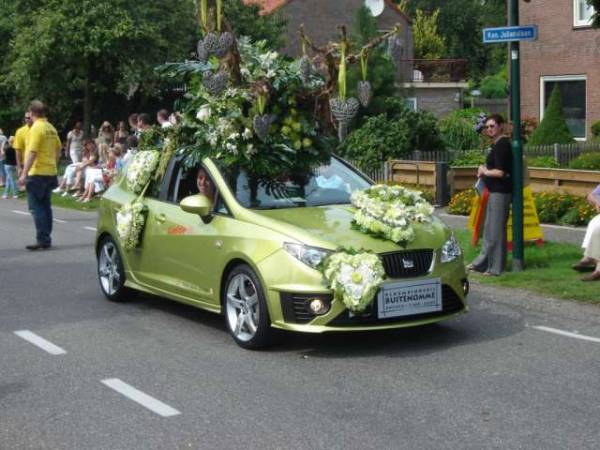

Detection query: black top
(484, 136), (512, 193)
(3, 144), (17, 166)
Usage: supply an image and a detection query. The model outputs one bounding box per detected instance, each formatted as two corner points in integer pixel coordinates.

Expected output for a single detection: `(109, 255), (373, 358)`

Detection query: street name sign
(483, 25), (538, 43)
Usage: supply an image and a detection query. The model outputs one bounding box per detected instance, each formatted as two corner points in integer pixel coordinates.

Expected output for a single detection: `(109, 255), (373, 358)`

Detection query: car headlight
(284, 243), (331, 269)
(440, 234), (462, 263)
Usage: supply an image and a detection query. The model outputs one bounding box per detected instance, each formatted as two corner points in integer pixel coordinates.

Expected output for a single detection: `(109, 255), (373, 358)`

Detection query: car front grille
(380, 249), (434, 278)
(328, 284), (465, 327)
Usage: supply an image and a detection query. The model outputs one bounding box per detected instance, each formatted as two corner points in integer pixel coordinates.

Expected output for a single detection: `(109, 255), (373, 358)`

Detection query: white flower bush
(116, 200), (146, 251)
(126, 150), (160, 194)
(323, 252), (386, 313)
(351, 185), (434, 245)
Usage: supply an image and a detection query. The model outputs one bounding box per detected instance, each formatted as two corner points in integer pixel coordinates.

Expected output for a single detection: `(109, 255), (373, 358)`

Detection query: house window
(540, 75), (586, 139)
(574, 0), (595, 27)
(405, 97), (417, 111)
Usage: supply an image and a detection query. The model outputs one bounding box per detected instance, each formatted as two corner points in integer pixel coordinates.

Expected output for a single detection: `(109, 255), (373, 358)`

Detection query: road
(1, 200), (599, 450)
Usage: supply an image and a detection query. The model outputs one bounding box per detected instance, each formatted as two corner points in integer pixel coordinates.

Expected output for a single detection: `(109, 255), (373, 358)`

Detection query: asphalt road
(1, 199), (599, 450)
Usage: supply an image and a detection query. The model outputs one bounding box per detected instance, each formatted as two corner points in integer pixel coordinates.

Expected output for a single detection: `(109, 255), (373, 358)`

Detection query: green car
(95, 155), (468, 348)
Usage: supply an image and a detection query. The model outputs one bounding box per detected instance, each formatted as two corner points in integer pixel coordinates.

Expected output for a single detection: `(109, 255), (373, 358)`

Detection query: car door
(134, 161), (230, 308)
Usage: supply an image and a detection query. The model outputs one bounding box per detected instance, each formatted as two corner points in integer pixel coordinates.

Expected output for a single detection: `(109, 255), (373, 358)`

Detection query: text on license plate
(377, 279), (442, 319)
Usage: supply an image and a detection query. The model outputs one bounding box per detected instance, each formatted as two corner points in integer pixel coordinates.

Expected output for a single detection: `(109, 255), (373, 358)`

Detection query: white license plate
(377, 279), (442, 319)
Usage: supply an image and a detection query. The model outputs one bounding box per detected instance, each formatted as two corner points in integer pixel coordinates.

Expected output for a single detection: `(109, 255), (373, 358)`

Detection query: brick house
(520, 0), (599, 139)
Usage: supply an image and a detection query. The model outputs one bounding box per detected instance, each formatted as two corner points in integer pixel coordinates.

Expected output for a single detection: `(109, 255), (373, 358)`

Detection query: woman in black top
(2, 136), (19, 198)
(468, 114), (513, 275)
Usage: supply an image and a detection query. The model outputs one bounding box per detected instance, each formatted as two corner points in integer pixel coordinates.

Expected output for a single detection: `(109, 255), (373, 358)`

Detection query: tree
(589, 0), (600, 27)
(3, 0), (197, 133)
(224, 0), (287, 49)
(527, 86), (575, 146)
(412, 9), (446, 59)
(394, 0), (506, 79)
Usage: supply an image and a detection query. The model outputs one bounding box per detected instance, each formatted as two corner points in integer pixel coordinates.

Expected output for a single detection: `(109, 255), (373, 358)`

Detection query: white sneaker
(61, 191), (69, 197)
(52, 187), (63, 193)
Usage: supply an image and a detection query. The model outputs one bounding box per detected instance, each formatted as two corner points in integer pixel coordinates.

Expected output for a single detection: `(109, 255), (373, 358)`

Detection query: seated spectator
(114, 121), (129, 145)
(157, 109), (172, 128)
(79, 146), (123, 203)
(572, 184), (600, 281)
(53, 139), (98, 195)
(96, 121), (114, 146)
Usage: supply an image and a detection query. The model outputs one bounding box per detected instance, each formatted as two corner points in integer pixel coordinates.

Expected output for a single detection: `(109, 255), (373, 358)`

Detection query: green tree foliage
(3, 0), (198, 132)
(480, 74), (508, 99)
(412, 9), (446, 59)
(527, 86), (575, 146)
(438, 108), (485, 150)
(224, 0), (287, 49)
(589, 0), (600, 27)
(394, 0), (506, 79)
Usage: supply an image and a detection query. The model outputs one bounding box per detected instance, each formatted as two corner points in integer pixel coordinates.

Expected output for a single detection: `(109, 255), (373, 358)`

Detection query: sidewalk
(435, 208), (586, 247)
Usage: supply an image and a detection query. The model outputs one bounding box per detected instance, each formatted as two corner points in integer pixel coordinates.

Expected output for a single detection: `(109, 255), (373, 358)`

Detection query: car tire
(97, 236), (132, 302)
(223, 264), (274, 349)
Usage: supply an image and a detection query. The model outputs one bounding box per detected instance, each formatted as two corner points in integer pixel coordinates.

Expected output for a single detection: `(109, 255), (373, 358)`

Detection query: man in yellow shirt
(13, 111), (33, 172)
(18, 100), (61, 250)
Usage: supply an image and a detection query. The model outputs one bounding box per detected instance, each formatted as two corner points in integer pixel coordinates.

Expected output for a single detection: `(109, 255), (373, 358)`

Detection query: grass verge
(456, 229), (599, 304)
(51, 193), (99, 211)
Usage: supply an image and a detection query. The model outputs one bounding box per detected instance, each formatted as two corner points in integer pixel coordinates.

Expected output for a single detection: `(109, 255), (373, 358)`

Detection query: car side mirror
(180, 194), (212, 220)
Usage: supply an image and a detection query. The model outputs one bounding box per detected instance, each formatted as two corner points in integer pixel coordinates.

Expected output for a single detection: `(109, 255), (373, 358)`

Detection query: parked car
(95, 155), (468, 349)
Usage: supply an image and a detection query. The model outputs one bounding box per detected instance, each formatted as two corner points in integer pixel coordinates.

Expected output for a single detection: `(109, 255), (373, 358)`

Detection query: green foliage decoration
(223, 0), (287, 49)
(527, 86), (575, 146)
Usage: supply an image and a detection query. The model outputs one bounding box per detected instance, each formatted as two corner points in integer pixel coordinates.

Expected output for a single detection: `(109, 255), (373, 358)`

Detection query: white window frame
(539, 74), (587, 140)
(405, 97), (417, 112)
(573, 0), (595, 27)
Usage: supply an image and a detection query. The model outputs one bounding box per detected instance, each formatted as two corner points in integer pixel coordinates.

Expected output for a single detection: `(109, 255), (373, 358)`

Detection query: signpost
(482, 2), (535, 272)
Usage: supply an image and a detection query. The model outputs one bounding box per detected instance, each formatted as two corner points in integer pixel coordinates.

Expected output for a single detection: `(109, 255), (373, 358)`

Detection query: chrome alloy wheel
(98, 240), (121, 296)
(225, 273), (260, 342)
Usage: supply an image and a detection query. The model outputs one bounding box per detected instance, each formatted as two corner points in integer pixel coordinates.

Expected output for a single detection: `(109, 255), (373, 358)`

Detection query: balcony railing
(399, 59), (467, 83)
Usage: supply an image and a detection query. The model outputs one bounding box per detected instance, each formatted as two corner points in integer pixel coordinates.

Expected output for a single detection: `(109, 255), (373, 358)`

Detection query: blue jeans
(3, 165), (17, 196)
(26, 175), (58, 246)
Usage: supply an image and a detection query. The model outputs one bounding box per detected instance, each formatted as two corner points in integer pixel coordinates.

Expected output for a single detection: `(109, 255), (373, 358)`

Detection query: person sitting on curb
(571, 184), (600, 281)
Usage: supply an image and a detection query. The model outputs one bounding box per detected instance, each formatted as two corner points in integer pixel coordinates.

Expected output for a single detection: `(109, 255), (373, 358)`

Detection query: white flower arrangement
(351, 185), (434, 245)
(323, 251), (386, 313)
(126, 150), (160, 194)
(116, 200), (146, 251)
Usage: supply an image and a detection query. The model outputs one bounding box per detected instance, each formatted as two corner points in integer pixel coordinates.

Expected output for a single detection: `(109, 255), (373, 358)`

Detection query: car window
(219, 157), (371, 209)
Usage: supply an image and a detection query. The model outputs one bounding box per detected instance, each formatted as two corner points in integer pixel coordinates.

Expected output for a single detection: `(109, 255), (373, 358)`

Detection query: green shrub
(447, 189), (476, 215)
(439, 109), (483, 151)
(527, 86), (575, 145)
(480, 74), (508, 99)
(450, 149), (486, 166)
(568, 152), (600, 170)
(338, 114), (411, 170)
(591, 120), (600, 137)
(527, 156), (559, 168)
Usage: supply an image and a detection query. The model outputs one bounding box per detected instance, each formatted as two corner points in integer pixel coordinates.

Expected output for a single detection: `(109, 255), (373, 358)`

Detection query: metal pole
(509, 0), (524, 271)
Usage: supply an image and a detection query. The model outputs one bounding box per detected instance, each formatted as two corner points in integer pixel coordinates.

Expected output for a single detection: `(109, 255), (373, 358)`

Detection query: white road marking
(101, 378), (181, 417)
(11, 210), (29, 216)
(532, 326), (600, 343)
(83, 226), (97, 232)
(53, 218), (67, 223)
(14, 330), (67, 355)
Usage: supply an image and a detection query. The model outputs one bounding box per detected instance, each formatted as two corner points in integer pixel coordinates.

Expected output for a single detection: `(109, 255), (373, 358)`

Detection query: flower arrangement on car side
(116, 200), (146, 252)
(351, 184), (435, 246)
(322, 250), (386, 313)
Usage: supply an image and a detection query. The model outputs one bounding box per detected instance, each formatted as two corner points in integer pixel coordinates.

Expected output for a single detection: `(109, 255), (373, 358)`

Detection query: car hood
(251, 205), (449, 253)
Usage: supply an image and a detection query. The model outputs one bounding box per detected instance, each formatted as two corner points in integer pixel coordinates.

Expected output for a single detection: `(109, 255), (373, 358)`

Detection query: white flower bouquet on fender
(322, 251), (385, 313)
(116, 200), (146, 251)
(126, 150), (160, 194)
(351, 185), (434, 246)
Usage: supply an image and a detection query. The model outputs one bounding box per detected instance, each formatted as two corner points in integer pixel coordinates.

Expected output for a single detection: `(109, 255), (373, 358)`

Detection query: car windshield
(219, 157), (371, 209)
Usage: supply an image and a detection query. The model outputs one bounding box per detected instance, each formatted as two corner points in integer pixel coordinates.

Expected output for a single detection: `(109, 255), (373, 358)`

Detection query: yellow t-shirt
(25, 118), (61, 176)
(13, 124), (30, 164)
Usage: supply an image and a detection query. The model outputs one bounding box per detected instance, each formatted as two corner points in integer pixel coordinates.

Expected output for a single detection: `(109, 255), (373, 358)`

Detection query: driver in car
(197, 167), (216, 204)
